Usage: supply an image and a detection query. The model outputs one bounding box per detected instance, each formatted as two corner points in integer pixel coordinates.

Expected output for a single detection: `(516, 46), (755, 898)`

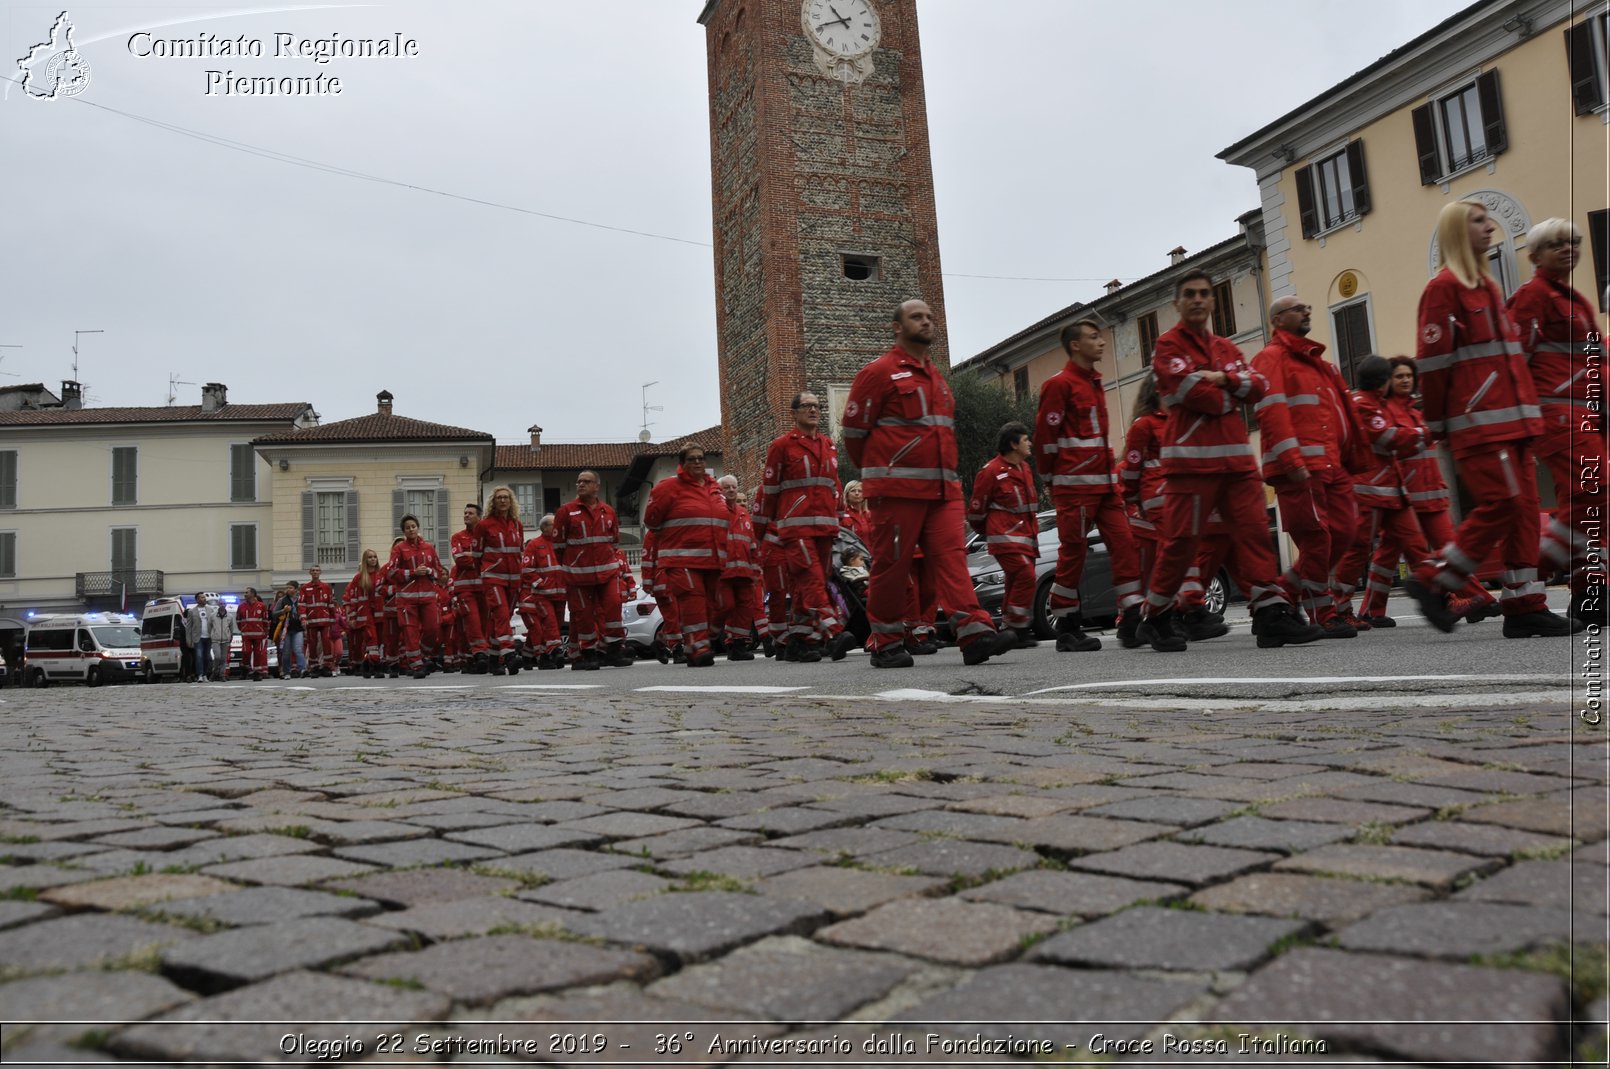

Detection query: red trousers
(720, 577), (763, 644)
(761, 559), (789, 643)
(1337, 506), (1427, 618)
(567, 580), (622, 655)
(482, 581), (516, 656)
(903, 555), (939, 640)
(664, 566), (722, 659)
(652, 591), (682, 649)
(521, 598), (561, 653)
(1273, 470), (1359, 623)
(383, 610), (399, 664)
(1049, 493), (1143, 619)
(782, 536), (841, 646)
(1178, 535), (1232, 611)
(997, 552), (1036, 630)
(1145, 473), (1287, 617)
(305, 622), (334, 669)
(240, 635), (268, 674)
(866, 496), (995, 654)
(346, 620), (379, 664)
(396, 598), (439, 670)
(1135, 526), (1159, 593)
(454, 587), (489, 655)
(1538, 427), (1607, 596)
(1413, 442), (1545, 615)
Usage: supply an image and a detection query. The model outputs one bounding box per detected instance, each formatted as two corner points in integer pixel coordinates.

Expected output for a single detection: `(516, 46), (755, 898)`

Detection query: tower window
(840, 253), (882, 281)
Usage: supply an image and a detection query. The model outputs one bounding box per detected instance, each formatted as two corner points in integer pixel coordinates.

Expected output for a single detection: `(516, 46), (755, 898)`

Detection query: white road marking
(814, 689), (1570, 711)
(635, 685), (812, 694)
(1022, 673), (1556, 695)
(499, 684), (606, 690)
(870, 688), (986, 702)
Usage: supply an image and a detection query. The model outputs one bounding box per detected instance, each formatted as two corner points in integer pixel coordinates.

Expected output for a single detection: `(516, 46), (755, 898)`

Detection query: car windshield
(91, 626), (141, 648)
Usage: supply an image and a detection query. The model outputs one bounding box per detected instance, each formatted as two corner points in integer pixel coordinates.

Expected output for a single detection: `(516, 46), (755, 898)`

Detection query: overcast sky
(2, 0), (1472, 445)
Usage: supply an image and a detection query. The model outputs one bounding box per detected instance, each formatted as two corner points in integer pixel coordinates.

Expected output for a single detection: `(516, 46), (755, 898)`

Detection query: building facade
(0, 382), (313, 614)
(699, 0), (947, 486)
(252, 392), (493, 588)
(1218, 0), (1608, 384)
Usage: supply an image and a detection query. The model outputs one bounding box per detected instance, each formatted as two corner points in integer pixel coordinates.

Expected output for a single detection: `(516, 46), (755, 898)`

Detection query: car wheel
(86, 664), (102, 687)
(1030, 577), (1057, 640)
(1205, 573), (1228, 617)
(29, 667), (47, 688)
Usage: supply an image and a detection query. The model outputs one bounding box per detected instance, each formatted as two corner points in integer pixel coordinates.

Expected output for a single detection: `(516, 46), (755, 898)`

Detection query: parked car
(623, 588), (663, 655)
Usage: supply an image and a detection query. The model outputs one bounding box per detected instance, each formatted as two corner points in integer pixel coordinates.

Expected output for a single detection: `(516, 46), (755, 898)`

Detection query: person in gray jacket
(183, 593), (216, 683)
(208, 599), (234, 680)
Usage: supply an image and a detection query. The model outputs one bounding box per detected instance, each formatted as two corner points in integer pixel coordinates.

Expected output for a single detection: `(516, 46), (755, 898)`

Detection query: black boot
(727, 640), (755, 662)
(1137, 610), (1187, 653)
(604, 643), (635, 667)
(1012, 628), (1039, 649)
(1116, 608), (1144, 649)
(1253, 604), (1325, 648)
(1502, 610), (1584, 638)
(1055, 615), (1102, 653)
(505, 651), (522, 675)
(962, 628), (1018, 666)
(1179, 606), (1230, 641)
(761, 635), (776, 658)
(828, 631), (858, 661)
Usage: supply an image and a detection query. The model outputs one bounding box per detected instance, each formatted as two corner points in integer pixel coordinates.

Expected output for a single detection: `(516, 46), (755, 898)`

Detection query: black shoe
(539, 652), (563, 670)
(1137, 611), (1187, 653)
(1179, 607), (1230, 642)
(572, 651), (600, 671)
(471, 652), (489, 675)
(503, 651), (521, 675)
(1404, 576), (1458, 633)
(1318, 617), (1358, 639)
(828, 631), (858, 661)
(1054, 616), (1102, 652)
(1116, 609), (1144, 649)
(1363, 615), (1397, 629)
(604, 644), (635, 667)
(490, 661), (506, 676)
(905, 638), (940, 656)
(412, 666), (430, 680)
(1254, 604), (1326, 648)
(652, 641), (670, 665)
(795, 644), (823, 663)
(387, 665), (400, 678)
(251, 672), (263, 682)
(962, 629), (1017, 666)
(1502, 610), (1584, 638)
(672, 646), (688, 664)
(870, 645), (915, 668)
(710, 636), (726, 655)
(1012, 628), (1039, 649)
(687, 651), (717, 668)
(761, 635), (776, 658)
(727, 641), (755, 662)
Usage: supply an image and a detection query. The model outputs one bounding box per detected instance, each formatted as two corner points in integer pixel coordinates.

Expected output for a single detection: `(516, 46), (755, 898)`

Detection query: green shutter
(345, 491), (360, 567)
(301, 491), (316, 568)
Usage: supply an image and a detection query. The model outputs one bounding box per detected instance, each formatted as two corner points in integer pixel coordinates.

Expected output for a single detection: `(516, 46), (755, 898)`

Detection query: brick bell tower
(697, 0), (948, 487)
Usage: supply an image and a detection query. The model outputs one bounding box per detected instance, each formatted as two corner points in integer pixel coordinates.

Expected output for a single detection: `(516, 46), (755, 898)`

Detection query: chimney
(61, 380), (83, 411)
(528, 424), (543, 448)
(377, 390), (394, 416)
(201, 382), (227, 412)
(1105, 278), (1123, 295)
(1169, 246), (1187, 265)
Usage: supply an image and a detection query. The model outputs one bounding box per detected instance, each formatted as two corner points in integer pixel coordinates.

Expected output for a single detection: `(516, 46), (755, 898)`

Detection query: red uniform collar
(1272, 329), (1328, 363)
(887, 344), (932, 370)
(1063, 359), (1103, 385)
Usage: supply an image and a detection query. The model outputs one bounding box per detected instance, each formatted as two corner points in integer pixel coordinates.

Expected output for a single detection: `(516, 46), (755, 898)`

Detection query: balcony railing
(76, 570), (165, 598)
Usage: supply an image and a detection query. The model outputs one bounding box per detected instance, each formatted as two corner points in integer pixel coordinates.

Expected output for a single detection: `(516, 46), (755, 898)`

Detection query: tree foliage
(946, 365), (1041, 494)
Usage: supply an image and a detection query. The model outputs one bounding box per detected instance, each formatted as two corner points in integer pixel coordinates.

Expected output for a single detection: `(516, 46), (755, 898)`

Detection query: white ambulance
(23, 612), (143, 687)
(140, 595), (276, 681)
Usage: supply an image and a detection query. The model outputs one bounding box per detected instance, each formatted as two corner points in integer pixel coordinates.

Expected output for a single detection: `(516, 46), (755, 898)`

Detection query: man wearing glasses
(753, 391), (855, 662)
(553, 470), (632, 670)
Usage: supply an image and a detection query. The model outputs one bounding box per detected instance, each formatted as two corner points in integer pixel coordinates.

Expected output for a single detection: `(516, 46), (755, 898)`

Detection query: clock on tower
(697, 0), (948, 487)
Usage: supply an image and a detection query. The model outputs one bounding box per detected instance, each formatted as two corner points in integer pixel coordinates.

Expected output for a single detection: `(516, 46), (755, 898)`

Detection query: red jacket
(342, 572), (382, 628)
(754, 430), (841, 541)
(644, 471), (728, 572)
(1384, 395), (1450, 513)
(1509, 268), (1604, 456)
(967, 456), (1040, 559)
(1151, 324), (1266, 475)
(1417, 267), (1542, 459)
(552, 499), (621, 586)
(842, 344), (961, 501)
(449, 527), (482, 594)
(236, 598), (269, 638)
(475, 515), (525, 586)
(1034, 360), (1118, 498)
(1349, 389), (1420, 509)
(298, 579), (334, 625)
(388, 537), (445, 602)
(1252, 330), (1369, 479)
(1120, 409), (1168, 528)
(723, 500), (762, 581)
(838, 507), (872, 544)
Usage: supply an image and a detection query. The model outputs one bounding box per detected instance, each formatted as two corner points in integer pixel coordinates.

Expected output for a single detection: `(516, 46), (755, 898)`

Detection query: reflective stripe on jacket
(842, 345), (962, 501)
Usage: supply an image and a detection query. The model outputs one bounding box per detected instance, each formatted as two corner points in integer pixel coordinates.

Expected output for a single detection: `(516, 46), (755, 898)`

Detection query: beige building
(0, 382), (313, 613)
(1218, 0), (1608, 383)
(252, 391), (493, 588)
(958, 214), (1272, 452)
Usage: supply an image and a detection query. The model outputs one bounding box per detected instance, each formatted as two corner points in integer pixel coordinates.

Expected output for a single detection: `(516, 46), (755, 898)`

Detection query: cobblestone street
(0, 684), (1604, 1065)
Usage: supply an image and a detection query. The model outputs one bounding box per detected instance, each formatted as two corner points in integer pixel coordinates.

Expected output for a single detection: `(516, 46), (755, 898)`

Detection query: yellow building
(0, 382), (313, 613)
(252, 391), (493, 588)
(1218, 0), (1607, 382)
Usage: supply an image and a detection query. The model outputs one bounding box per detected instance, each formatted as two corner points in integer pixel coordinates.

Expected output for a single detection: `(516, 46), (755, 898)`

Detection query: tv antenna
(72, 329), (104, 382)
(166, 373), (196, 406)
(640, 381), (662, 443)
(0, 345), (21, 379)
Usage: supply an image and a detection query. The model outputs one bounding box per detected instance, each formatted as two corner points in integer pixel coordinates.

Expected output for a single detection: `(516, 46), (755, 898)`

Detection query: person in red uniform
(1509, 217), (1605, 626)
(388, 515), (445, 678)
(1121, 376), (1167, 595)
(343, 549), (385, 677)
(520, 523), (563, 669)
(644, 444), (729, 668)
(753, 391), (855, 662)
(969, 422), (1040, 645)
(1253, 295), (1370, 638)
(640, 526), (682, 663)
(717, 474), (763, 660)
(1406, 201), (1579, 637)
(475, 487), (525, 675)
(1141, 272), (1323, 652)
(533, 514), (570, 666)
(839, 480), (873, 544)
(554, 470), (632, 670)
(449, 503), (491, 673)
(235, 586), (270, 681)
(298, 565), (336, 677)
(843, 299), (1016, 668)
(1034, 318), (1145, 651)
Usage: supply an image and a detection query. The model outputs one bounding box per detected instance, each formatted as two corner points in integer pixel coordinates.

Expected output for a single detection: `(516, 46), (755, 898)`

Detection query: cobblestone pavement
(0, 685), (1603, 1066)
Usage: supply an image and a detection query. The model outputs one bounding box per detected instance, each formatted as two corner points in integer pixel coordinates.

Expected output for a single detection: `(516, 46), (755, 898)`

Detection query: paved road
(0, 602), (1603, 1065)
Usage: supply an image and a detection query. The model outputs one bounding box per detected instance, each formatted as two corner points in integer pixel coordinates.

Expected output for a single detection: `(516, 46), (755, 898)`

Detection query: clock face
(803, 0), (880, 59)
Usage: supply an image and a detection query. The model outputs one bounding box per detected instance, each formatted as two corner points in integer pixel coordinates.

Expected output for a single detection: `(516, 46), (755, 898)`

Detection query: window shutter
(1477, 70), (1507, 157)
(1411, 103), (1440, 184)
(434, 488), (451, 563)
(345, 490), (360, 567)
(301, 490), (316, 568)
(1293, 163), (1318, 238)
(0, 451), (15, 509)
(1344, 140), (1371, 217)
(1567, 23), (1600, 115)
(392, 489), (406, 536)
